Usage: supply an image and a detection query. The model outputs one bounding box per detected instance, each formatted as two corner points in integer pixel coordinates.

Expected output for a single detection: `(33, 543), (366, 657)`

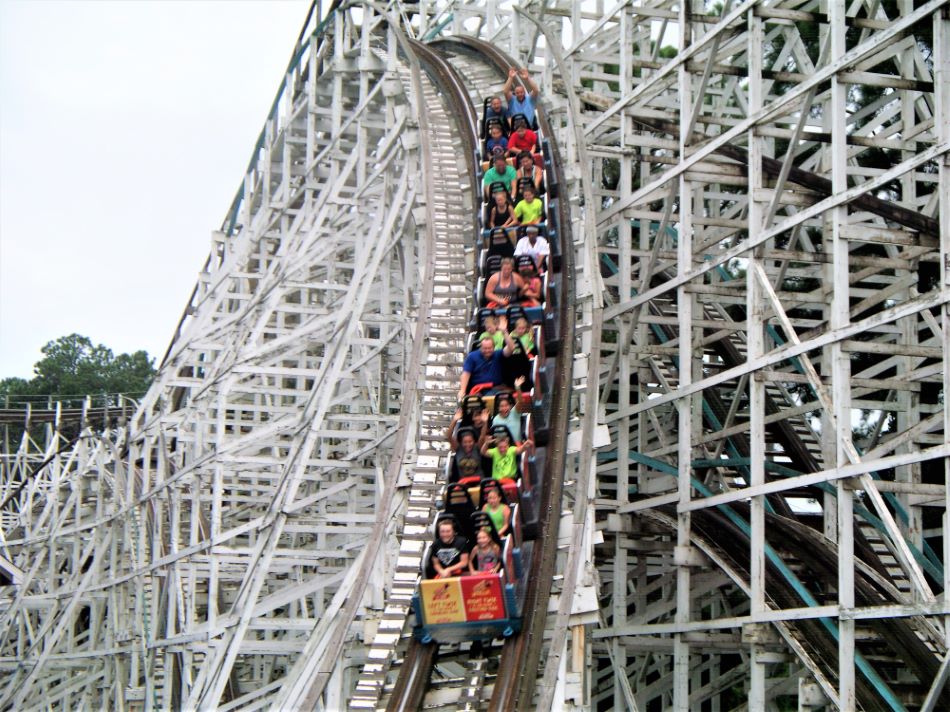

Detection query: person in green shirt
(482, 487), (511, 537)
(481, 433), (533, 481)
(483, 153), (517, 199)
(478, 314), (507, 350)
(513, 184), (543, 224)
(511, 317), (536, 353)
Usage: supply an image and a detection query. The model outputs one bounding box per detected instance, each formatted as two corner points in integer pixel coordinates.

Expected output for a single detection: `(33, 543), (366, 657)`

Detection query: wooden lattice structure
(0, 5), (447, 709)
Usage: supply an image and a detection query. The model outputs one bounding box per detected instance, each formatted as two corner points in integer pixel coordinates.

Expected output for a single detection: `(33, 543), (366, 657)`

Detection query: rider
(514, 150), (543, 196)
(458, 336), (515, 400)
(491, 387), (525, 443)
(482, 153), (517, 200)
(487, 188), (517, 229)
(484, 95), (509, 133)
(513, 184), (543, 226)
(485, 123), (508, 157)
(427, 519), (469, 579)
(513, 227), (550, 272)
(469, 527), (503, 574)
(503, 67), (540, 126)
(482, 488), (511, 538)
(447, 408), (487, 481)
(506, 118), (537, 157)
(484, 257), (525, 309)
(480, 432), (533, 481)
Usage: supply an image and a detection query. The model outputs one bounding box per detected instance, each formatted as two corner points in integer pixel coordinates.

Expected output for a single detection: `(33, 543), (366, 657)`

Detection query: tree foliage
(0, 334), (155, 407)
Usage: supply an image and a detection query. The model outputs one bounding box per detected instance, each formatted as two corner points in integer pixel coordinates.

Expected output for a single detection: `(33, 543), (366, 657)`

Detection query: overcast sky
(0, 0), (311, 379)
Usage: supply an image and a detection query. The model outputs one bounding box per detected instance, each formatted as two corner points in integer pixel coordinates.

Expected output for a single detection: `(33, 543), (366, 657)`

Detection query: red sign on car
(460, 573), (506, 621)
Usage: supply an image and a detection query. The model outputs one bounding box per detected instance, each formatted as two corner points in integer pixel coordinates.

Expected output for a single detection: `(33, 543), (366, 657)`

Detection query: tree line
(1, 333), (156, 410)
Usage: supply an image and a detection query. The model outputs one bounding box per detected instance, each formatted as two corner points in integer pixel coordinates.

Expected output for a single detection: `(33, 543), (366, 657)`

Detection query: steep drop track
(380, 37), (575, 712)
(348, 36), (480, 712)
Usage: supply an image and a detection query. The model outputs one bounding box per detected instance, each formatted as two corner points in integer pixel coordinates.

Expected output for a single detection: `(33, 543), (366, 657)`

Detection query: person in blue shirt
(503, 67), (540, 126)
(485, 124), (509, 156)
(458, 337), (515, 401)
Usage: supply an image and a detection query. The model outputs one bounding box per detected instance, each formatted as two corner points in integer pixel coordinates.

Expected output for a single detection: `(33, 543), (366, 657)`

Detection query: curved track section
(378, 36), (576, 712)
(408, 7), (950, 710)
(435, 38), (576, 712)
(641, 506), (949, 711)
(348, 36), (480, 711)
(6, 3), (947, 709)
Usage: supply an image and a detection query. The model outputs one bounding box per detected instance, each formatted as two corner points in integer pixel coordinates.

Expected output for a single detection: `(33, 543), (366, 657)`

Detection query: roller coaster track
(389, 20), (947, 707)
(599, 258), (948, 708)
(362, 36), (575, 712)
(438, 36), (575, 712)
(346, 36), (480, 711)
(637, 504), (949, 711)
(0, 6), (483, 708)
(0, 405), (136, 426)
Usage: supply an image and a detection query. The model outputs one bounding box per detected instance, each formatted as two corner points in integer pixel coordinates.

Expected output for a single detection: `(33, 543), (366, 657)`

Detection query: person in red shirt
(506, 119), (537, 157)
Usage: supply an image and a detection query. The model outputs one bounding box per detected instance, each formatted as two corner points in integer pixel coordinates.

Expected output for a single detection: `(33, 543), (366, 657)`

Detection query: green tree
(0, 334), (156, 408)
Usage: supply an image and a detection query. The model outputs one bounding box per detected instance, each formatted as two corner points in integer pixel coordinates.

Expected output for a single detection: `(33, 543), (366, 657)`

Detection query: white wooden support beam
(595, 0), (949, 229)
(746, 8), (767, 709)
(934, 0), (950, 658)
(673, 8), (696, 708)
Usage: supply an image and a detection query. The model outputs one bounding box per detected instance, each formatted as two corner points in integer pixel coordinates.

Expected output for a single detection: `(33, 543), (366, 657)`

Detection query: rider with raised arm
(480, 432), (533, 481)
(503, 67), (540, 126)
(491, 385), (526, 443)
(446, 408), (487, 482)
(458, 336), (516, 401)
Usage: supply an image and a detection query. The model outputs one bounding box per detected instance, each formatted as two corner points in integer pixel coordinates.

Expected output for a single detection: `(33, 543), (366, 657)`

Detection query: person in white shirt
(514, 230), (550, 273)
